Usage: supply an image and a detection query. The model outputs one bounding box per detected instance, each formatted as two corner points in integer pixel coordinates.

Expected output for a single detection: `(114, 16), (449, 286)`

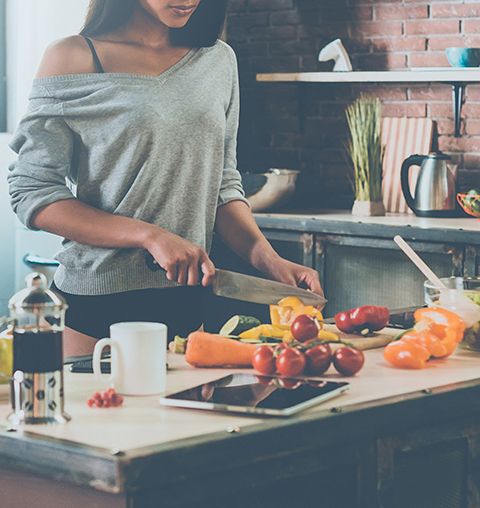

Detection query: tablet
(160, 373), (349, 417)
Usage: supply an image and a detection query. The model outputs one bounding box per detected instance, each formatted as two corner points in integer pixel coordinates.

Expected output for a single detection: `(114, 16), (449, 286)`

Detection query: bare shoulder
(36, 35), (95, 78)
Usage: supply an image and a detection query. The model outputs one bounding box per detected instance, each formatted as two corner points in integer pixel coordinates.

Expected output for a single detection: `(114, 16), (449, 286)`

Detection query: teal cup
(445, 47), (480, 67)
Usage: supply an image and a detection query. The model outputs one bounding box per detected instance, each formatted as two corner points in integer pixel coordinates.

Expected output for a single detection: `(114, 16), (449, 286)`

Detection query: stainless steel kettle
(401, 152), (458, 217)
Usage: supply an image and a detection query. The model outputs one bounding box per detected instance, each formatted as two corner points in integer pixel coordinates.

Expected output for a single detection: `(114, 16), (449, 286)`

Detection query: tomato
(333, 347), (365, 376)
(252, 346), (276, 375)
(291, 314), (320, 342)
(334, 311), (355, 334)
(276, 347), (306, 377)
(305, 343), (332, 376)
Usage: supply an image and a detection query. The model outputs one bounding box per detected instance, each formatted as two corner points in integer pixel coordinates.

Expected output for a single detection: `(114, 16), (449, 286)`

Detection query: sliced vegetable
(414, 307), (465, 343)
(335, 305), (390, 335)
(384, 306), (466, 369)
(239, 324), (286, 340)
(238, 336), (283, 345)
(270, 297), (323, 327)
(317, 330), (340, 342)
(384, 339), (430, 369)
(170, 335), (188, 354)
(185, 332), (257, 368)
(219, 315), (261, 336)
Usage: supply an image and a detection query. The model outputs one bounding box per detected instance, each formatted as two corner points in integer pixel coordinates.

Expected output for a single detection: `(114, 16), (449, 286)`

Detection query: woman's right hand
(144, 227), (216, 287)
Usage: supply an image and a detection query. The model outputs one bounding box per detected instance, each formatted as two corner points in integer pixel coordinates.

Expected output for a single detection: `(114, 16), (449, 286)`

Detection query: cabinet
(206, 223), (475, 325)
(376, 421), (480, 508)
(316, 235), (464, 317)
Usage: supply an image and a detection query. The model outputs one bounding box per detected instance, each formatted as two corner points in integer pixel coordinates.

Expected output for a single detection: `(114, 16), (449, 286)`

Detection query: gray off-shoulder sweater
(8, 40), (247, 295)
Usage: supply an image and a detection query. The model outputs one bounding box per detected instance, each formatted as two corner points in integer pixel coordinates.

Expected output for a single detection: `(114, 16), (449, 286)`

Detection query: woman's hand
(144, 227), (216, 287)
(262, 257), (323, 296)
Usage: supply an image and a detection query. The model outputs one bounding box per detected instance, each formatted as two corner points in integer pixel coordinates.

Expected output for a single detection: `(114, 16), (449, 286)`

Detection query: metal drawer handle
(22, 254), (60, 268)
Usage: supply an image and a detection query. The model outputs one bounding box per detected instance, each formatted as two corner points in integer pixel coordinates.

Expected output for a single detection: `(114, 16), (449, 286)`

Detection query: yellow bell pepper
(239, 324), (287, 340)
(270, 297), (323, 327)
(317, 330), (340, 342)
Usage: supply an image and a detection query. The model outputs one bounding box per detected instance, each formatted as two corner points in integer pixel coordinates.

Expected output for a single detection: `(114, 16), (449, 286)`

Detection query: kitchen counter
(2, 348), (480, 507)
(254, 210), (480, 244)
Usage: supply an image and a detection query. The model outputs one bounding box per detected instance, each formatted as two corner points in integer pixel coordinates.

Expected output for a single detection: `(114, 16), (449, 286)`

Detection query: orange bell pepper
(402, 330), (457, 359)
(414, 307), (465, 343)
(384, 306), (466, 369)
(384, 339), (431, 369)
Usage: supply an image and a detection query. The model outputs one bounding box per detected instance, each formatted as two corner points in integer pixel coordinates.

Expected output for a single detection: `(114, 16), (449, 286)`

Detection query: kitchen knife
(145, 253), (326, 307)
(212, 269), (327, 308)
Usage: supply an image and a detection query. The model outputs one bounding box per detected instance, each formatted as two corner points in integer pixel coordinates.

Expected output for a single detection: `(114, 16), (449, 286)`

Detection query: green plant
(346, 96), (384, 202)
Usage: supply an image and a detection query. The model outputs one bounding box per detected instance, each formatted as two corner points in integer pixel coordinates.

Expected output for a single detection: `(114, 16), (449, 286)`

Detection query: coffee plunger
(7, 273), (70, 425)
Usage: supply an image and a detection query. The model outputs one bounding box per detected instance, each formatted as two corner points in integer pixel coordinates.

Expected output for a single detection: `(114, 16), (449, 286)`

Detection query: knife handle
(145, 252), (162, 272)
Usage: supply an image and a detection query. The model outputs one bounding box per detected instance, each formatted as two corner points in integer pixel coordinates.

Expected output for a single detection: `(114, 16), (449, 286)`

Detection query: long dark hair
(80, 0), (228, 47)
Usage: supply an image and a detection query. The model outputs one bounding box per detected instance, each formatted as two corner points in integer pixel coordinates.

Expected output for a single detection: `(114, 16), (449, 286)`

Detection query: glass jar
(424, 276), (480, 351)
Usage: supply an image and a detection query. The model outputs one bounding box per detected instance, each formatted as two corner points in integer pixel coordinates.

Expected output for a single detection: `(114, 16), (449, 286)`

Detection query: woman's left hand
(263, 258), (323, 296)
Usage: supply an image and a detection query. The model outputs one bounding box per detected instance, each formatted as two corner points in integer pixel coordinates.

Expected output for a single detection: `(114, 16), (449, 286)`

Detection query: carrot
(185, 331), (257, 368)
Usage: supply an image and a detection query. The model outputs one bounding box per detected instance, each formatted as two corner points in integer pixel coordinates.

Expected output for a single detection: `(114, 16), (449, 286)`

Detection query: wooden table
(1, 349), (480, 508)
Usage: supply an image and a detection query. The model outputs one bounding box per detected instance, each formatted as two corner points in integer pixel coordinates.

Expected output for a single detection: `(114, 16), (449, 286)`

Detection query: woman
(8, 0), (322, 357)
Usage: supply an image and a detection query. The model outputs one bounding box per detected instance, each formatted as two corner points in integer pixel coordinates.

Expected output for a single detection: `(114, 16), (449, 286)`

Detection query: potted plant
(346, 95), (385, 216)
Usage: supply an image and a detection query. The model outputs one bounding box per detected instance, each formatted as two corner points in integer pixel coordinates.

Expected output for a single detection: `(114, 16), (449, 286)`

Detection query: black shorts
(51, 283), (204, 341)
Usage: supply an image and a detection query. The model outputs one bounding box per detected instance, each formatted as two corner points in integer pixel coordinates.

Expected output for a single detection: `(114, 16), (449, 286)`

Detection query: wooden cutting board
(323, 324), (400, 350)
(382, 117), (434, 214)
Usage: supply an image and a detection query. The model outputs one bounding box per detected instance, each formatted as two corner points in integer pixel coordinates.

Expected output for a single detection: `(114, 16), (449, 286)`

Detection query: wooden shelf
(256, 69), (480, 84)
(256, 70), (480, 137)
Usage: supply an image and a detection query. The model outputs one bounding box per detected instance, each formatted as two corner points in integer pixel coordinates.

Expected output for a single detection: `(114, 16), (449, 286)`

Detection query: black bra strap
(82, 36), (105, 74)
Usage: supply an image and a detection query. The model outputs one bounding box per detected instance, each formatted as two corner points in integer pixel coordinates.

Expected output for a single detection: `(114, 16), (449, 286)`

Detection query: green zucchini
(239, 336), (283, 345)
(219, 315), (262, 336)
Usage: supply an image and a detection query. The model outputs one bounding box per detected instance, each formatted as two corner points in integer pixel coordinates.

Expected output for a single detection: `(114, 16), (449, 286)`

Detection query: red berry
(87, 398), (95, 407)
(93, 392), (102, 401)
(94, 398), (104, 408)
(111, 393), (124, 406)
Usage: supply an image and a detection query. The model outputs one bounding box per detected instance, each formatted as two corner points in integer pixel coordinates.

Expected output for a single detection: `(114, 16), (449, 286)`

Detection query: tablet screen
(163, 373), (349, 413)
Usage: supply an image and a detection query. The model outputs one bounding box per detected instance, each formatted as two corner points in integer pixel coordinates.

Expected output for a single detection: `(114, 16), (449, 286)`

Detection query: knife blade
(212, 269), (327, 308)
(145, 253), (326, 308)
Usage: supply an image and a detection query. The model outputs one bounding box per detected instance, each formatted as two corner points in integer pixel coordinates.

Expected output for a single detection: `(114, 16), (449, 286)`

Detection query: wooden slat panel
(382, 117), (434, 213)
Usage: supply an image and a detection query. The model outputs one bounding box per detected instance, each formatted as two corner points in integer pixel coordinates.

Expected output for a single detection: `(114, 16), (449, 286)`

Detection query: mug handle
(93, 338), (115, 386)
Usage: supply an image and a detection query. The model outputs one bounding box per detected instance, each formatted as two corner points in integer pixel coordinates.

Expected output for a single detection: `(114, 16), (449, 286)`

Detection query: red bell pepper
(335, 305), (390, 335)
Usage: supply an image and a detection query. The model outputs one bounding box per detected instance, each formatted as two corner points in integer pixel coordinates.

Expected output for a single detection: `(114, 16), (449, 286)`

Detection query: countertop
(254, 211), (480, 244)
(1, 348), (480, 494)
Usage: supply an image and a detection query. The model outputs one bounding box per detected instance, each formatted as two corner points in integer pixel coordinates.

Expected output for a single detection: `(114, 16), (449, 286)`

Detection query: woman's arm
(215, 201), (323, 294)
(33, 200), (215, 286)
(216, 47), (322, 294)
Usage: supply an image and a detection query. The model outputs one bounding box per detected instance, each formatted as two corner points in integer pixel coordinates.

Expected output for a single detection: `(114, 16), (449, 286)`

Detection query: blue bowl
(445, 47), (480, 67)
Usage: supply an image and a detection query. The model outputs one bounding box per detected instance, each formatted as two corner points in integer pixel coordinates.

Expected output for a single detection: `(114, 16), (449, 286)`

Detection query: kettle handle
(401, 155), (426, 214)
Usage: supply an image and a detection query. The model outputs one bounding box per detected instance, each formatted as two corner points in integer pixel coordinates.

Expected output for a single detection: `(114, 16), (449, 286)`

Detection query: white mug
(93, 322), (167, 396)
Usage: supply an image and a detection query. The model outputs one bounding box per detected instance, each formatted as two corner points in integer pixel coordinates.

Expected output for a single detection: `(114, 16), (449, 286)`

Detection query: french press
(7, 273), (70, 425)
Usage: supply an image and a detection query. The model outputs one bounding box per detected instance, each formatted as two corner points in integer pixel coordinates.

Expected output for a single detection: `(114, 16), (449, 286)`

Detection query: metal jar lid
(8, 273), (67, 313)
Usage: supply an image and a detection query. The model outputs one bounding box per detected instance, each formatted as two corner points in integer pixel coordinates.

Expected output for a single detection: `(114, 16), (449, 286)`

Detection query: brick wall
(227, 0), (480, 209)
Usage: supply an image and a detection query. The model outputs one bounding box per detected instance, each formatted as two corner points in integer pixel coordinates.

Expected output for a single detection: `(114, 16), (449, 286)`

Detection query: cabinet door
(377, 422), (480, 508)
(316, 236), (464, 317)
(204, 232), (314, 332)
